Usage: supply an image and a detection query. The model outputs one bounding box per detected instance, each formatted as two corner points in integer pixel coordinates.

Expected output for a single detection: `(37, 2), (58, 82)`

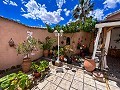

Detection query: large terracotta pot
(84, 57), (96, 72)
(22, 58), (31, 73)
(43, 50), (49, 57)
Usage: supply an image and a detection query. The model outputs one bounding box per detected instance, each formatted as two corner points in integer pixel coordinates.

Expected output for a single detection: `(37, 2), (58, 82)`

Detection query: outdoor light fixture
(54, 30), (58, 36)
(54, 29), (64, 66)
(8, 38), (15, 47)
(60, 29), (63, 36)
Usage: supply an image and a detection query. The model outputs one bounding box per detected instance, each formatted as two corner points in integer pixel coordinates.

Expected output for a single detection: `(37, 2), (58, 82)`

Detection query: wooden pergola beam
(106, 27), (114, 32)
(95, 21), (120, 28)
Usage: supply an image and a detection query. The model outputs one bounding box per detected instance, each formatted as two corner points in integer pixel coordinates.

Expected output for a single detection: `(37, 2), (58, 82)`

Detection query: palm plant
(73, 0), (94, 21)
(46, 24), (54, 33)
(39, 36), (56, 50)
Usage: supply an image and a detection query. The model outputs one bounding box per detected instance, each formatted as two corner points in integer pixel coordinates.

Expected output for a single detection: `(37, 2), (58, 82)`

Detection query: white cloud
(3, 0), (18, 6)
(3, 1), (7, 4)
(73, 5), (78, 9)
(63, 8), (70, 16)
(103, 0), (120, 9)
(67, 19), (78, 25)
(21, 0), (27, 4)
(16, 19), (20, 22)
(9, 1), (17, 6)
(65, 10), (70, 16)
(63, 8), (67, 12)
(67, 19), (72, 24)
(22, 0), (64, 24)
(56, 0), (66, 8)
(21, 7), (25, 12)
(89, 9), (105, 20)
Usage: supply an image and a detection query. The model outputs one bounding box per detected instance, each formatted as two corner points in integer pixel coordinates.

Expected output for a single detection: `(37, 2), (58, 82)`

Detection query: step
(96, 50), (101, 53)
(94, 57), (99, 63)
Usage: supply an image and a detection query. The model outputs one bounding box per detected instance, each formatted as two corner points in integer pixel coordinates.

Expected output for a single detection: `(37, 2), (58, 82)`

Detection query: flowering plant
(16, 31), (38, 59)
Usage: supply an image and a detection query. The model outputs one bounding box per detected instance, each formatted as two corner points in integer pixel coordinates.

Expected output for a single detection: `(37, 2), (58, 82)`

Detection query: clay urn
(84, 56), (96, 72)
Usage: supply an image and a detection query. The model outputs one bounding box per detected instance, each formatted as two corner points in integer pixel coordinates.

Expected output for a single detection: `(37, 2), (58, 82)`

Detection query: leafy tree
(45, 23), (54, 33)
(73, 0), (94, 21)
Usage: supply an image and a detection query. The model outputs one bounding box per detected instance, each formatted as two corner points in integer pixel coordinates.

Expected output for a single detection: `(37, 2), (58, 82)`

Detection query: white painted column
(92, 28), (102, 59)
(103, 30), (111, 68)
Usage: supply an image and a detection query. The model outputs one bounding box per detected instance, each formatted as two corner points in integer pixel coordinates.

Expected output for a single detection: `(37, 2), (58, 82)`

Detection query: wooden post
(100, 27), (107, 70)
(101, 27), (113, 69)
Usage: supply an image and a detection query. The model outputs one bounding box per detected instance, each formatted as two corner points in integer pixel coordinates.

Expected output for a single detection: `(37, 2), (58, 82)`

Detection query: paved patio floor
(107, 56), (120, 80)
(31, 62), (120, 90)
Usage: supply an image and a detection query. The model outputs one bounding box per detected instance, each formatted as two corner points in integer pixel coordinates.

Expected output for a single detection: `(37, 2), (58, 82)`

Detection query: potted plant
(64, 45), (74, 64)
(40, 60), (49, 70)
(59, 47), (65, 61)
(39, 36), (56, 57)
(31, 60), (49, 78)
(0, 72), (32, 90)
(16, 35), (38, 72)
(31, 62), (41, 78)
(51, 56), (56, 65)
(40, 60), (49, 75)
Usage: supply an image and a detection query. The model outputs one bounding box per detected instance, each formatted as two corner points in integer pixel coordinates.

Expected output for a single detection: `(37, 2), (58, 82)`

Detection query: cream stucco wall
(106, 11), (120, 49)
(109, 28), (120, 49)
(0, 17), (93, 70)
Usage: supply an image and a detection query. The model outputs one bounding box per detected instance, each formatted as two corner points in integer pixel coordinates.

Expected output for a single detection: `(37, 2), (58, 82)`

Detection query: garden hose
(104, 72), (111, 90)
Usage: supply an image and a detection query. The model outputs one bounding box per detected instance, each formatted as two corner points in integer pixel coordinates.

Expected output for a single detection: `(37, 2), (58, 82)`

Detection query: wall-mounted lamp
(8, 38), (15, 47)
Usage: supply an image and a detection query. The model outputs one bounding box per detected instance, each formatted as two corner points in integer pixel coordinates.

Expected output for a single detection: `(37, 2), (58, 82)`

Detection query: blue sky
(0, 0), (120, 27)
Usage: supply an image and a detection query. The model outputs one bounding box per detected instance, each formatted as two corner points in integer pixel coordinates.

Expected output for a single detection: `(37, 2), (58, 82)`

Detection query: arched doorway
(66, 37), (70, 45)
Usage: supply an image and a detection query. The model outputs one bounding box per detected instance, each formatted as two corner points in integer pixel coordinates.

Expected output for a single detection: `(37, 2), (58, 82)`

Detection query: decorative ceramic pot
(45, 67), (50, 72)
(22, 58), (31, 72)
(84, 57), (96, 72)
(49, 50), (53, 56)
(52, 60), (55, 65)
(55, 61), (63, 67)
(60, 55), (64, 61)
(43, 50), (49, 57)
(67, 57), (72, 64)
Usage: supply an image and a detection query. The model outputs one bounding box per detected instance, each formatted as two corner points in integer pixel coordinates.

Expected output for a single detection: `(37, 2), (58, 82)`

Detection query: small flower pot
(67, 57), (72, 64)
(33, 72), (41, 78)
(52, 60), (55, 65)
(43, 50), (49, 57)
(55, 61), (63, 67)
(45, 67), (50, 72)
(60, 55), (64, 62)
